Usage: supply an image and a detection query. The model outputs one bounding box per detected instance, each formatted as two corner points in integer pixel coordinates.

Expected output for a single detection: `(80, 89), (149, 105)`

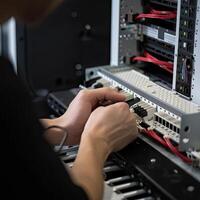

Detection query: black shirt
(0, 56), (88, 199)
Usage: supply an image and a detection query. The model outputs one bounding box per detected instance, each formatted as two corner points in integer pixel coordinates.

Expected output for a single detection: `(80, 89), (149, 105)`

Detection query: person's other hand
(81, 102), (138, 158)
(71, 102), (138, 200)
(54, 88), (126, 144)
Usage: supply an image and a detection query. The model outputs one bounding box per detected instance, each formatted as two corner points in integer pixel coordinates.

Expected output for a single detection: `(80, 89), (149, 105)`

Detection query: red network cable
(142, 129), (192, 164)
(142, 128), (168, 147)
(149, 130), (169, 148)
(135, 9), (177, 20)
(132, 51), (173, 73)
(164, 137), (192, 164)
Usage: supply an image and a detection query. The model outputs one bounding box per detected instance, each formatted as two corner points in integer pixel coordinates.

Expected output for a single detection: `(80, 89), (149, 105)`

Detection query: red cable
(142, 129), (168, 147)
(142, 129), (192, 164)
(135, 9), (177, 20)
(136, 14), (176, 20)
(164, 137), (192, 164)
(148, 130), (168, 148)
(132, 51), (173, 73)
(145, 52), (173, 69)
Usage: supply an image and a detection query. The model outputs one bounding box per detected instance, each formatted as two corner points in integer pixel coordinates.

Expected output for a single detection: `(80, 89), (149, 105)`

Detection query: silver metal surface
(173, 0), (181, 90)
(113, 182), (138, 192)
(103, 165), (121, 173)
(135, 197), (154, 200)
(111, 0), (120, 66)
(85, 66), (103, 81)
(191, 0), (200, 105)
(180, 113), (200, 151)
(98, 67), (200, 152)
(122, 189), (146, 199)
(139, 134), (200, 182)
(61, 153), (77, 162)
(99, 67), (200, 116)
(106, 175), (131, 185)
(142, 25), (176, 45)
(1, 18), (17, 72)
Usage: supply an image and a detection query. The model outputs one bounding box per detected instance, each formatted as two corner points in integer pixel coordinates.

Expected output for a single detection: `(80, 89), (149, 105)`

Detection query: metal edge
(172, 0), (181, 90)
(110, 0), (120, 66)
(180, 112), (200, 151)
(139, 134), (200, 183)
(99, 67), (185, 116)
(191, 0), (200, 105)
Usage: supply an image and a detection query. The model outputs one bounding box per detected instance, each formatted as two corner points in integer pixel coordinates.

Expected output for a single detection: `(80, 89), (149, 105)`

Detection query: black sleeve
(0, 57), (88, 199)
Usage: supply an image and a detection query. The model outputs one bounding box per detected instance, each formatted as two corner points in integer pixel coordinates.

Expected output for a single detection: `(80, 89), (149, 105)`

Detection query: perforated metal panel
(115, 70), (200, 114)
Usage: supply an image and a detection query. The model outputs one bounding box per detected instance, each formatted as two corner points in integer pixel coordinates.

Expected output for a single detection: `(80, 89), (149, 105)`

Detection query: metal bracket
(179, 112), (200, 151)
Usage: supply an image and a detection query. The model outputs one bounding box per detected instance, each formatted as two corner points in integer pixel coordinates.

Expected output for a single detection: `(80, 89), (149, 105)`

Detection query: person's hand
(70, 102), (138, 200)
(53, 88), (126, 144)
(81, 102), (139, 159)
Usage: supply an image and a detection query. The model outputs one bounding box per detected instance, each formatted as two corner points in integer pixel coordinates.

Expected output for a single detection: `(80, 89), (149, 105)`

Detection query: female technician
(0, 0), (138, 199)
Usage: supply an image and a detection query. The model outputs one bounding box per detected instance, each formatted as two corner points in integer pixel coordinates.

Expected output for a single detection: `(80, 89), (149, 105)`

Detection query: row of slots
(47, 96), (66, 116)
(154, 114), (180, 134)
(148, 0), (177, 9)
(61, 148), (157, 200)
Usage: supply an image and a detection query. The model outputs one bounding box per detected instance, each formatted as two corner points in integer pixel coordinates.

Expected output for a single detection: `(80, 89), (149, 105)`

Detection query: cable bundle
(135, 9), (177, 20)
(142, 128), (192, 164)
(132, 51), (173, 73)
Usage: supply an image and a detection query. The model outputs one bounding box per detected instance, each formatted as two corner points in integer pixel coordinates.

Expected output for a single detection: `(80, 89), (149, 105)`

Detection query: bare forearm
(71, 134), (110, 200)
(41, 118), (109, 199)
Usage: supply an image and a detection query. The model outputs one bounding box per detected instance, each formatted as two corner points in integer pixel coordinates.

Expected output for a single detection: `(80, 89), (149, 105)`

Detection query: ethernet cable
(132, 51), (173, 73)
(135, 9), (177, 20)
(140, 127), (192, 164)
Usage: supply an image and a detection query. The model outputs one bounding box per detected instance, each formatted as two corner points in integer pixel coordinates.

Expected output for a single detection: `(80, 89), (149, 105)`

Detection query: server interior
(46, 1), (200, 197)
(92, 0), (200, 170)
(117, 0), (197, 98)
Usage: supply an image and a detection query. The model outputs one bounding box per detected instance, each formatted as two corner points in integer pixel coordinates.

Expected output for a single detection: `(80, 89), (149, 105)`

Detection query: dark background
(16, 0), (111, 97)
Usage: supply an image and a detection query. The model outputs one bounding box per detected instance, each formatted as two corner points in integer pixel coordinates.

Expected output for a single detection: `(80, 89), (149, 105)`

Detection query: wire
(145, 51), (173, 69)
(164, 137), (192, 164)
(148, 130), (169, 148)
(144, 128), (168, 147)
(132, 51), (173, 73)
(135, 9), (177, 20)
(142, 128), (192, 164)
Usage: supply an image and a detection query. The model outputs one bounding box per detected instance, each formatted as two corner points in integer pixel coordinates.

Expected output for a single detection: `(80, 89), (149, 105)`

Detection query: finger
(88, 88), (126, 107)
(98, 100), (113, 106)
(114, 102), (130, 109)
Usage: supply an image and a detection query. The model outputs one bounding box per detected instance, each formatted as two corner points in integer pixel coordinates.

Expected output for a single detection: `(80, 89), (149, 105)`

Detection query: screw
(173, 169), (178, 174)
(150, 158), (156, 163)
(187, 186), (195, 192)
